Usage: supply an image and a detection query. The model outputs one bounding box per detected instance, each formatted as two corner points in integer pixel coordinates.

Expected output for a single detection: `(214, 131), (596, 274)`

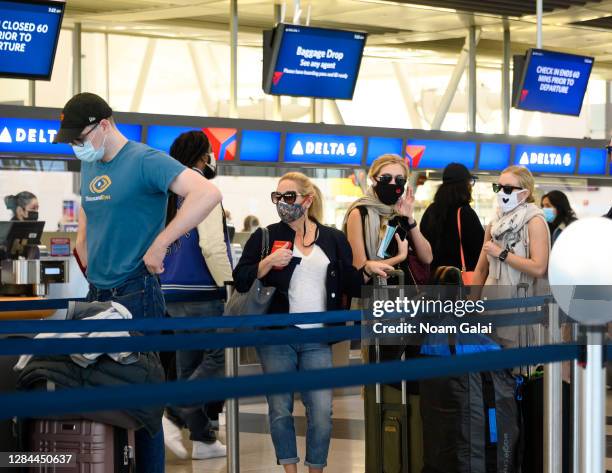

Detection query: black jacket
(233, 221), (365, 314)
(420, 203), (484, 273)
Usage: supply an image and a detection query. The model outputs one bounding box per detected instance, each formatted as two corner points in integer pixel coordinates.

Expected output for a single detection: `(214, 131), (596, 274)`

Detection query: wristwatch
(406, 219), (417, 231)
(498, 249), (509, 262)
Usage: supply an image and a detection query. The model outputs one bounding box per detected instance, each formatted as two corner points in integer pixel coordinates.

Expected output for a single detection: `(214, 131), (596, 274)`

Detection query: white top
(289, 244), (330, 329)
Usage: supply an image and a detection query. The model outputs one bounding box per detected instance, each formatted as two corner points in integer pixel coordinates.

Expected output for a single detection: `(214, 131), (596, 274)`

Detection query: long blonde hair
(368, 154), (410, 180)
(501, 165), (535, 203)
(279, 172), (324, 222)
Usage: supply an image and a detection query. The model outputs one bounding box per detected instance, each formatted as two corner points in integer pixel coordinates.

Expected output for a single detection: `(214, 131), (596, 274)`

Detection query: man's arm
(144, 169), (222, 274)
(75, 207), (88, 268)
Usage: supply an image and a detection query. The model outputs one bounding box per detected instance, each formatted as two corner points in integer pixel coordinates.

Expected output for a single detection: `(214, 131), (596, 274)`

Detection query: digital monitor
(284, 133), (364, 165)
(263, 23), (367, 100)
(366, 137), (403, 166)
(239, 130), (281, 162)
(0, 220), (44, 259)
(478, 143), (511, 172)
(146, 125), (237, 161)
(0, 0), (65, 80)
(513, 48), (594, 116)
(405, 139), (476, 170)
(578, 148), (606, 176)
(514, 144), (576, 174)
(0, 117), (141, 157)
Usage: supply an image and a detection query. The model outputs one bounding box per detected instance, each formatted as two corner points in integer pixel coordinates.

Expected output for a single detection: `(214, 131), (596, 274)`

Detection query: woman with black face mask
(4, 191), (38, 221)
(344, 154), (433, 288)
(233, 172), (391, 473)
(159, 130), (233, 461)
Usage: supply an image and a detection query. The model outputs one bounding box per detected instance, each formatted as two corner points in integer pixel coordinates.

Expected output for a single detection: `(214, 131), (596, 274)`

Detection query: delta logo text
(291, 140), (358, 157)
(519, 151), (572, 167)
(0, 125), (58, 145)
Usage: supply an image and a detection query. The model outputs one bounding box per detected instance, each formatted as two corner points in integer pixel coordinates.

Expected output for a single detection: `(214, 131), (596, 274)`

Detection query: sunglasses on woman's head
(271, 191), (304, 204)
(377, 174), (407, 187)
(492, 183), (523, 195)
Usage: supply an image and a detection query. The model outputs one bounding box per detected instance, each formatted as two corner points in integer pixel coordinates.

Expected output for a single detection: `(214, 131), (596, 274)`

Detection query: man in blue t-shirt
(53, 93), (222, 473)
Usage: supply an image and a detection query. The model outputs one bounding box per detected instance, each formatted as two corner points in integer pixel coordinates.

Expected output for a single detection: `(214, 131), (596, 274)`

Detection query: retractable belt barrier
(0, 294), (572, 420)
(0, 344), (582, 421)
(0, 295), (550, 335)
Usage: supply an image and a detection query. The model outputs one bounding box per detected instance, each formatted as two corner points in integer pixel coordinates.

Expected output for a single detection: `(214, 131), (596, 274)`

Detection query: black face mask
(25, 211), (39, 221)
(374, 183), (404, 206)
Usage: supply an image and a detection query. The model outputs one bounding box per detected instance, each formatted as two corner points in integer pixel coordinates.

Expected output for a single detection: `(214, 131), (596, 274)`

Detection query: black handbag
(224, 227), (276, 316)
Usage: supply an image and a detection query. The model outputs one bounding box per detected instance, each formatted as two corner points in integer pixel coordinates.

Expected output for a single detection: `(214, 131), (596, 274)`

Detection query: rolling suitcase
(29, 418), (135, 473)
(364, 269), (423, 473)
(516, 282), (571, 473)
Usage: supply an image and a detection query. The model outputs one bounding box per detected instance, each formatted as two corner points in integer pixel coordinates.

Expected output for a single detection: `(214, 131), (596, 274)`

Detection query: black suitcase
(364, 269), (423, 473)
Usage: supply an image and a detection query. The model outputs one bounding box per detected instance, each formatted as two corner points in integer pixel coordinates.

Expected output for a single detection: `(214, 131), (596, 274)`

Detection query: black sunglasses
(271, 191), (305, 205)
(492, 183), (523, 195)
(71, 123), (99, 147)
(377, 174), (407, 187)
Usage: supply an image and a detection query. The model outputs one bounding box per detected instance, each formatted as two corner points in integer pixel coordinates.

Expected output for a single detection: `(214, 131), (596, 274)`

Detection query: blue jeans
(87, 271), (166, 473)
(256, 343), (333, 469)
(166, 299), (225, 443)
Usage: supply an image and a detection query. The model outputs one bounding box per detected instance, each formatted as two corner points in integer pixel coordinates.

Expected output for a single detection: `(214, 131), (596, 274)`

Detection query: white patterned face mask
(497, 189), (526, 214)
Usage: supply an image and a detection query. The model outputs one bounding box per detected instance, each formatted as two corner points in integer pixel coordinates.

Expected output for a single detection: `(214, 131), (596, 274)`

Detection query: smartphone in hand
(271, 240), (292, 270)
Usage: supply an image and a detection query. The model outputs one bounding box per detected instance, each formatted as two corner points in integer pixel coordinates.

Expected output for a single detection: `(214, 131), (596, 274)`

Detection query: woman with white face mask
(472, 165), (550, 293)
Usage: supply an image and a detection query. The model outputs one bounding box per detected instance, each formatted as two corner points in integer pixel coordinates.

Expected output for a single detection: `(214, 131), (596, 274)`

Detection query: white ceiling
(60, 0), (612, 77)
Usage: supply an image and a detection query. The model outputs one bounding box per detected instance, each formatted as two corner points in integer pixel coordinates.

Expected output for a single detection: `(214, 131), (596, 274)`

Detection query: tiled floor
(167, 392), (612, 472)
(165, 395), (366, 473)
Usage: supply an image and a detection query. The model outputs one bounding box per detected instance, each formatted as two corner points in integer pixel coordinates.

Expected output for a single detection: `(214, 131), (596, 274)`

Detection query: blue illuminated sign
(366, 137), (403, 165)
(146, 125), (194, 153)
(405, 139), (476, 170)
(285, 133), (363, 165)
(478, 143), (511, 171)
(0, 1), (65, 80)
(265, 24), (366, 100)
(514, 144), (576, 174)
(0, 117), (141, 156)
(239, 130), (281, 162)
(578, 148), (606, 176)
(515, 49), (593, 116)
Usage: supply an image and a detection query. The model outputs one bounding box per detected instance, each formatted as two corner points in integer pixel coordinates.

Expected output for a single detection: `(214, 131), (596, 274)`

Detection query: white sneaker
(192, 440), (227, 460)
(162, 415), (188, 459)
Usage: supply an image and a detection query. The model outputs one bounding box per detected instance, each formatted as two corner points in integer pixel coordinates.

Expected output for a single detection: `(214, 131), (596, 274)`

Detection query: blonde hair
(501, 165), (535, 203)
(279, 172), (324, 222)
(368, 154), (410, 180)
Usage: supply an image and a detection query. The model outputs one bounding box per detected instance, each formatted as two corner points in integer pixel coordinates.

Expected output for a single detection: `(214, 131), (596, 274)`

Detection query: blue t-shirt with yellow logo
(81, 141), (185, 289)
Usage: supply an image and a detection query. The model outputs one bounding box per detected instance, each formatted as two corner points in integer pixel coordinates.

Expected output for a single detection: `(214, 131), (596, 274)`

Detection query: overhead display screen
(284, 133), (363, 165)
(239, 130), (281, 162)
(147, 125), (237, 161)
(263, 24), (367, 100)
(366, 137), (403, 165)
(0, 0), (65, 80)
(478, 143), (511, 171)
(513, 48), (594, 116)
(405, 139), (476, 170)
(514, 144), (576, 174)
(0, 117), (141, 156)
(577, 148), (606, 176)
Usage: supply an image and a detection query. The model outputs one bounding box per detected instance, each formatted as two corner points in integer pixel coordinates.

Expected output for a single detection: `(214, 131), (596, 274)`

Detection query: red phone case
(271, 241), (292, 269)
